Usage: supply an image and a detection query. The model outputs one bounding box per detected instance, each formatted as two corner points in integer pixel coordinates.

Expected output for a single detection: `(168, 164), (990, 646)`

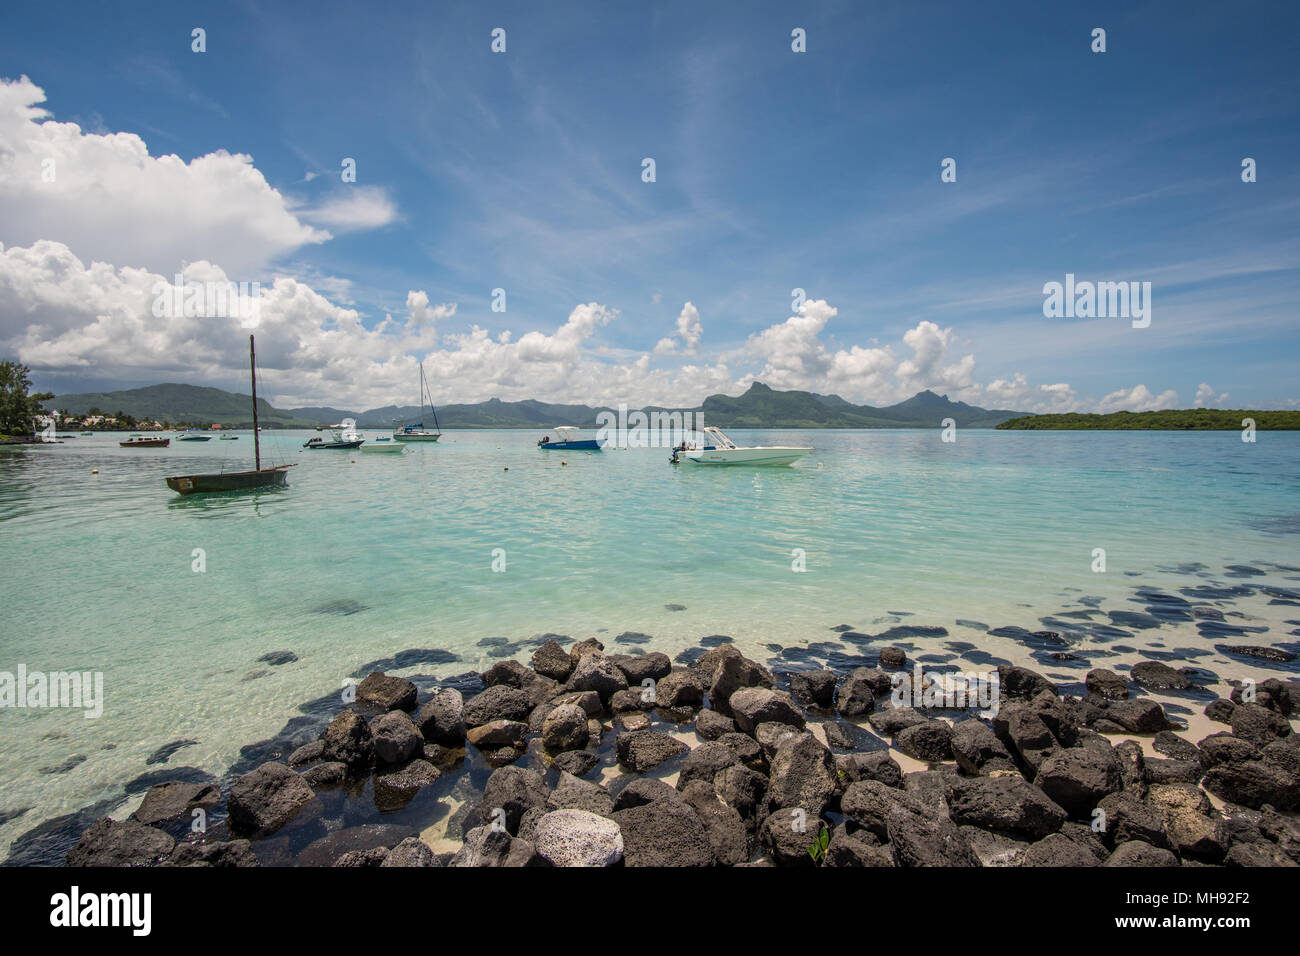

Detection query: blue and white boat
(537, 426), (605, 451)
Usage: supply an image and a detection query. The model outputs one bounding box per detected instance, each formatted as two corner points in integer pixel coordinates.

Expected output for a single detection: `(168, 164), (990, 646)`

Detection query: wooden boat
(165, 335), (295, 494)
(537, 426), (604, 451)
(121, 436), (170, 448)
(392, 363), (441, 441)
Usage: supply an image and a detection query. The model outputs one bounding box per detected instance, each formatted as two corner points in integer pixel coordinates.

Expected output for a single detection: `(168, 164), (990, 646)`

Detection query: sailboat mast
(249, 334), (262, 471)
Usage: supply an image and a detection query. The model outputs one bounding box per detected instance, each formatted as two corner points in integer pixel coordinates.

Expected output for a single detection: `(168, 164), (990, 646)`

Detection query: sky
(0, 0), (1297, 413)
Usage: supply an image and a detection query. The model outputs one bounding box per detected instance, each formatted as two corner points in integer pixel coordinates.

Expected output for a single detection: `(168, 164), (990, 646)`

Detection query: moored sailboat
(393, 362), (441, 441)
(165, 335), (295, 494)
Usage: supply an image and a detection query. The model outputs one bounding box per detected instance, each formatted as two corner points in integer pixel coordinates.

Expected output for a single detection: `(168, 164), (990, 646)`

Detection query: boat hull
(394, 432), (440, 441)
(177, 435), (213, 441)
(361, 441), (405, 453)
(677, 447), (811, 466)
(303, 439), (365, 450)
(121, 438), (170, 448)
(538, 440), (605, 451)
(166, 465), (293, 495)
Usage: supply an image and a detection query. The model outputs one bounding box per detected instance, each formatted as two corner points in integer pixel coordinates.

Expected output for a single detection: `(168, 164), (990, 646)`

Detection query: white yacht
(669, 426), (811, 466)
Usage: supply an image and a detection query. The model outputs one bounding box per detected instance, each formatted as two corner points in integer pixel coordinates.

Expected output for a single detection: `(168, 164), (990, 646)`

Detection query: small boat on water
(537, 426), (605, 451)
(669, 426), (811, 466)
(392, 362), (442, 442)
(121, 436), (170, 448)
(177, 430), (212, 442)
(303, 430), (364, 450)
(219, 434), (239, 440)
(165, 335), (295, 494)
(361, 437), (405, 454)
(80, 431), (93, 436)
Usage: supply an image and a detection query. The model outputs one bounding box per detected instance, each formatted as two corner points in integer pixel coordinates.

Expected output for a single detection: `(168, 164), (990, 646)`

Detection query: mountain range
(45, 381), (1029, 429)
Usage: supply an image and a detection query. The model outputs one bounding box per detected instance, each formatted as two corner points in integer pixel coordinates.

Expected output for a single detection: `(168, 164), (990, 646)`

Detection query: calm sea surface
(2, 428), (1298, 858)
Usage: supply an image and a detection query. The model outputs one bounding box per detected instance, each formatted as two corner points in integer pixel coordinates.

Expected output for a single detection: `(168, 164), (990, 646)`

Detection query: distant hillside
(47, 384), (321, 428)
(998, 409), (1300, 430)
(700, 383), (1026, 428)
(48, 381), (1028, 430)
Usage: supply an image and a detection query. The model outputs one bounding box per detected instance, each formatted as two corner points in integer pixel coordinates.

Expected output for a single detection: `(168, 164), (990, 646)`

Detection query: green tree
(0, 361), (54, 436)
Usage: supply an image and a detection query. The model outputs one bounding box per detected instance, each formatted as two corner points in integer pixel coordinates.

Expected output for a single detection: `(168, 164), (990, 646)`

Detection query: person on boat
(540, 435), (550, 444)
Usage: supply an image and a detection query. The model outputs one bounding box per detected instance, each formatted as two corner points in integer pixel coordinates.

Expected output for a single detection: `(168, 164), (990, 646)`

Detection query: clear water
(2, 428), (1298, 856)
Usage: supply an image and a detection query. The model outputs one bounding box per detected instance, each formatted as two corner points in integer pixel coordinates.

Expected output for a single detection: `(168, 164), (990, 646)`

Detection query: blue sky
(1, 0), (1297, 411)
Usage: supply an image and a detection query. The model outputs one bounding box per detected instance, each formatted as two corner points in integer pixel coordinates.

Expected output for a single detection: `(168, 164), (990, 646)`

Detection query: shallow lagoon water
(1, 427), (1298, 860)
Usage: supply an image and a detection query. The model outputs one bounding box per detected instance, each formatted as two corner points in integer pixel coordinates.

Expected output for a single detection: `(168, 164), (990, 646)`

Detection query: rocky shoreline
(59, 635), (1300, 867)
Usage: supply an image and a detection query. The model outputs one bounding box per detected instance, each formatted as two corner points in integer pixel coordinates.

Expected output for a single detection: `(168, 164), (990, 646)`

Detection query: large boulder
(1104, 840), (1179, 867)
(950, 718), (1015, 774)
(997, 665), (1056, 700)
(766, 734), (838, 817)
(465, 719), (528, 750)
(356, 672), (418, 711)
(729, 687), (805, 734)
(838, 750), (904, 789)
(566, 653), (629, 704)
(548, 772), (614, 816)
(1021, 832), (1100, 866)
(713, 764), (768, 821)
(414, 688), (466, 746)
(449, 825), (539, 867)
(655, 668), (705, 709)
(694, 708), (736, 741)
(370, 711), (423, 765)
(680, 780), (749, 866)
(1146, 783), (1226, 861)
(1203, 758), (1299, 810)
(789, 670), (837, 709)
(886, 804), (979, 867)
(373, 759), (441, 812)
(1095, 791), (1170, 849)
(380, 836), (440, 867)
(131, 781), (221, 827)
(676, 742), (740, 791)
(616, 730), (688, 772)
(1130, 660), (1192, 691)
(1104, 698), (1173, 734)
(611, 652), (672, 686)
(709, 654), (774, 715)
(1085, 668), (1129, 700)
(1229, 703), (1294, 747)
(463, 684), (533, 727)
(760, 807), (823, 867)
(613, 799), (714, 866)
(947, 776), (1067, 840)
(67, 818), (175, 867)
(533, 809), (623, 866)
(836, 667), (887, 716)
(532, 639), (575, 681)
(226, 762), (318, 837)
(1034, 748), (1122, 816)
(541, 702), (591, 753)
(321, 709), (374, 768)
(479, 766), (549, 834)
(894, 720), (954, 762)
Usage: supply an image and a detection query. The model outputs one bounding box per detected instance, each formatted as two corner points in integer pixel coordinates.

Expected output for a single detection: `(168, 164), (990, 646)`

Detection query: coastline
(29, 621), (1300, 868)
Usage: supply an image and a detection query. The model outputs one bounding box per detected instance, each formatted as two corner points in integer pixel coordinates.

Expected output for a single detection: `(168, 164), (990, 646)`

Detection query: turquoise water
(2, 428), (1298, 855)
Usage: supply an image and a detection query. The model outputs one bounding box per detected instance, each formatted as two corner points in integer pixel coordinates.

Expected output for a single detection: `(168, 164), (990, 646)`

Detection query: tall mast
(249, 334), (261, 471)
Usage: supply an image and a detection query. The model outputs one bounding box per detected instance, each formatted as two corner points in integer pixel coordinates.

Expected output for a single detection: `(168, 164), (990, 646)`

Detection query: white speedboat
(670, 426), (811, 466)
(361, 437), (405, 454)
